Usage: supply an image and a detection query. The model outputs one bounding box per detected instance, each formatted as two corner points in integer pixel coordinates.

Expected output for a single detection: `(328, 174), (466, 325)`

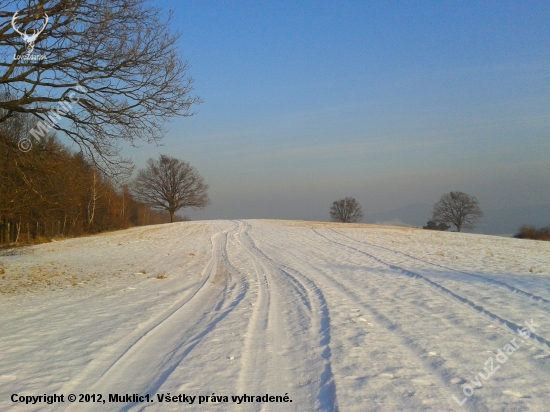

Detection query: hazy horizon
(122, 1), (549, 228)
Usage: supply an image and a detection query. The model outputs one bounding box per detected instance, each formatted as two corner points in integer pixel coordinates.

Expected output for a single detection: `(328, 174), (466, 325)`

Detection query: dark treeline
(0, 113), (171, 245)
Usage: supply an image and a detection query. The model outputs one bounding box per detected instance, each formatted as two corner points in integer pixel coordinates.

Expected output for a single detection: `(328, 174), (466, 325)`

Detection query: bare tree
(432, 191), (483, 232)
(132, 155), (209, 223)
(0, 0), (201, 177)
(330, 197), (363, 223)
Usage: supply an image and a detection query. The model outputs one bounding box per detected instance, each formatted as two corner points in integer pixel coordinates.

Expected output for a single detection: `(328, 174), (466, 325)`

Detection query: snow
(1, 220), (549, 411)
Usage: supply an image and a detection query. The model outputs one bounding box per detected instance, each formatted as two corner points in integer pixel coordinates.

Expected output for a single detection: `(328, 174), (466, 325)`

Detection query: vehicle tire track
(232, 221), (271, 401)
(314, 229), (550, 353)
(63, 224), (250, 411)
(0, 223), (214, 320)
(331, 229), (550, 307)
(235, 221), (338, 411)
(253, 229), (464, 411)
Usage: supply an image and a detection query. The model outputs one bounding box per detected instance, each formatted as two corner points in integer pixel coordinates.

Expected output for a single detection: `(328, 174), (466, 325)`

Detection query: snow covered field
(1, 220), (549, 411)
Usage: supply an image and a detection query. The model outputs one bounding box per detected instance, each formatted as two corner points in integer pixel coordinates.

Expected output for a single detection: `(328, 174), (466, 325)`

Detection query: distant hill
(363, 203), (432, 228)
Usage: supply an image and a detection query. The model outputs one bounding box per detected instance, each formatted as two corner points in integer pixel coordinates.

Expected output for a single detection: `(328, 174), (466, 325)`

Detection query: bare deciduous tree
(330, 197), (363, 223)
(432, 191), (483, 232)
(132, 155), (209, 223)
(0, 0), (201, 177)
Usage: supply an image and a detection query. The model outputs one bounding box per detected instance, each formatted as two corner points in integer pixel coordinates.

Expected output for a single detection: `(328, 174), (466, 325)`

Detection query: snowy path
(1, 220), (549, 411)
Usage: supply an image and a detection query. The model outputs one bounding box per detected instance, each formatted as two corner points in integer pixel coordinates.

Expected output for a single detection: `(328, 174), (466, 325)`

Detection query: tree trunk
(88, 170), (97, 225)
(170, 211), (175, 223)
(15, 221), (21, 243)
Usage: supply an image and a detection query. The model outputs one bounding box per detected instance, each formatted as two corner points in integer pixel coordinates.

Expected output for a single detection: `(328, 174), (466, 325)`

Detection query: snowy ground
(1, 220), (549, 411)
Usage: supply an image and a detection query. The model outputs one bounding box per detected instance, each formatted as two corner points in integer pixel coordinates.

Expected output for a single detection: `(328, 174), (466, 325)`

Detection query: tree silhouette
(330, 197), (363, 223)
(432, 191), (483, 232)
(132, 155), (209, 223)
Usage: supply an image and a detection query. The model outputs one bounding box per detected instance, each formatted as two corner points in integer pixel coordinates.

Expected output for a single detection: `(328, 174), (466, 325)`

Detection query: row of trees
(330, 192), (484, 232)
(0, 113), (182, 244)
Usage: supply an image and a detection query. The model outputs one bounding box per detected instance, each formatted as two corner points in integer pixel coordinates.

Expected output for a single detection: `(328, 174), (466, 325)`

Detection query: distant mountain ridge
(363, 203), (431, 229)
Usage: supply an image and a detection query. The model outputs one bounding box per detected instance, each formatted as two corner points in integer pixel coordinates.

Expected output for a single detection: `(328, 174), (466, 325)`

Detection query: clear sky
(126, 1), (550, 222)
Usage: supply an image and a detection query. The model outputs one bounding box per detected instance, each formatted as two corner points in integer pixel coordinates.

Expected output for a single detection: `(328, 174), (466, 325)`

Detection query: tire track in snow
(2, 223), (214, 321)
(275, 265), (338, 411)
(331, 229), (550, 307)
(232, 221), (271, 400)
(314, 230), (550, 353)
(235, 221), (338, 411)
(63, 223), (250, 411)
(254, 230), (466, 411)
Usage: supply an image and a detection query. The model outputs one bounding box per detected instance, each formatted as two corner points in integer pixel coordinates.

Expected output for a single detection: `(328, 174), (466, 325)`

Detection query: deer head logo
(11, 11), (49, 54)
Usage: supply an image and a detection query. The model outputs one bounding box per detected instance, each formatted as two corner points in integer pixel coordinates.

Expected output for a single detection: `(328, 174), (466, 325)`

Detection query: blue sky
(126, 1), (550, 222)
